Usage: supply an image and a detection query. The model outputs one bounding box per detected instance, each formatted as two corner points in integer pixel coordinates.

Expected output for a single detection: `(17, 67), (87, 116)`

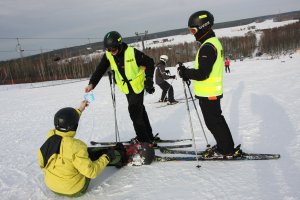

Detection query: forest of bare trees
(0, 21), (299, 85)
(260, 21), (300, 55)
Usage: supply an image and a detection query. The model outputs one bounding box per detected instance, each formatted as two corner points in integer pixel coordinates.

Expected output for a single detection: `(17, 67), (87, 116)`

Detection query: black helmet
(104, 31), (123, 50)
(188, 10), (214, 38)
(54, 107), (80, 132)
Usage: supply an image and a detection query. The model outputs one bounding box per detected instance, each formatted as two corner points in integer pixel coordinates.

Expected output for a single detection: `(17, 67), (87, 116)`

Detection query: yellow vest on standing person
(106, 47), (145, 94)
(193, 37), (224, 97)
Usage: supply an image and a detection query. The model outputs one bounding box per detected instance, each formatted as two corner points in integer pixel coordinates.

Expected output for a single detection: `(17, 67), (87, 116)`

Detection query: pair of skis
(90, 139), (280, 162)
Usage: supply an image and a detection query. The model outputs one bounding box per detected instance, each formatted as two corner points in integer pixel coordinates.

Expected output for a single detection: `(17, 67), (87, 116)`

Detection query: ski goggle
(188, 27), (198, 35)
(106, 47), (118, 53)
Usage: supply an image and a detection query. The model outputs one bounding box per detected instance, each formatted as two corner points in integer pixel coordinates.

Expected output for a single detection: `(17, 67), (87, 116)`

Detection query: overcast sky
(0, 0), (299, 61)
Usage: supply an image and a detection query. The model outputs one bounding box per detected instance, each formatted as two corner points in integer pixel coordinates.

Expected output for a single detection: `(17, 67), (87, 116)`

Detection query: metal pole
(182, 79), (201, 168)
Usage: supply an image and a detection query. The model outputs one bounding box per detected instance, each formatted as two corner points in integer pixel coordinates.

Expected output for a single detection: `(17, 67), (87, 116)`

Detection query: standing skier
(225, 57), (230, 73)
(38, 101), (126, 197)
(155, 55), (178, 104)
(177, 10), (241, 157)
(85, 31), (157, 145)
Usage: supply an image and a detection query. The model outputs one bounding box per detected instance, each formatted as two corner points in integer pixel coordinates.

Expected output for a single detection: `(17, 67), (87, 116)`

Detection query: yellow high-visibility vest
(193, 37), (224, 97)
(106, 47), (145, 94)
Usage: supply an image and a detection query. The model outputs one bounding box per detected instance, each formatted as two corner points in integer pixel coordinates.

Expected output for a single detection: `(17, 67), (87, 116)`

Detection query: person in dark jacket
(155, 55), (177, 104)
(178, 11), (241, 158)
(85, 31), (156, 144)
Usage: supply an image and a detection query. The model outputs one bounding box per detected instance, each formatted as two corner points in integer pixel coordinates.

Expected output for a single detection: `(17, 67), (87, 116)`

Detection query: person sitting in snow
(38, 100), (127, 197)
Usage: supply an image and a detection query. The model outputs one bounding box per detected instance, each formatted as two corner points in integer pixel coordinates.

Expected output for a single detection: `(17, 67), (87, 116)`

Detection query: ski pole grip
(108, 71), (112, 85)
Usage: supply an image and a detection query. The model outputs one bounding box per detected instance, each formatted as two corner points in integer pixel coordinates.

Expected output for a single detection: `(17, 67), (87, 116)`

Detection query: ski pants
(126, 90), (153, 142)
(225, 65), (230, 73)
(158, 80), (175, 101)
(198, 97), (234, 154)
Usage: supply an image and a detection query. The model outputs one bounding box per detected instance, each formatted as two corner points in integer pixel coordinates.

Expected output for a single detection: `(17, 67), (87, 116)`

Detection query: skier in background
(85, 31), (158, 145)
(225, 57), (230, 73)
(38, 100), (126, 197)
(177, 10), (242, 158)
(155, 55), (178, 104)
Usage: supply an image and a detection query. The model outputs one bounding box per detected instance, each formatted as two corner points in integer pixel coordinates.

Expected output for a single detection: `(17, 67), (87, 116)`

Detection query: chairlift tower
(16, 38), (24, 58)
(135, 30), (148, 51)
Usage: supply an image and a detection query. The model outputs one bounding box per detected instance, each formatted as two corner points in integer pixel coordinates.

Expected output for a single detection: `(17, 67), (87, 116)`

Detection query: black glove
(169, 75), (176, 79)
(177, 62), (189, 82)
(144, 78), (155, 94)
(114, 143), (127, 168)
(105, 148), (116, 162)
(165, 70), (170, 74)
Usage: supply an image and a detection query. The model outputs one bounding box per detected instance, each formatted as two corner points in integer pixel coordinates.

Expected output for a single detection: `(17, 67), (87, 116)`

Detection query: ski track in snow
(1, 21), (300, 200)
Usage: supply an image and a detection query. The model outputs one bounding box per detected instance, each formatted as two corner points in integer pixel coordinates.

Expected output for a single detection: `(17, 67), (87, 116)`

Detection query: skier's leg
(159, 81), (169, 101)
(126, 91), (151, 142)
(199, 98), (234, 155)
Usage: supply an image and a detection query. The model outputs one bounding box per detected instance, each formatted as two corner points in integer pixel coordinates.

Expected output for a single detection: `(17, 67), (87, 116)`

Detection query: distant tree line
(0, 21), (299, 85)
(260, 21), (300, 55)
(0, 54), (98, 84)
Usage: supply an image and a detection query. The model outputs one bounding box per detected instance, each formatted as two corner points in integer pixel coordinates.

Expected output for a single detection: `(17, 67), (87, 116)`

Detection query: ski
(90, 138), (192, 146)
(89, 143), (192, 149)
(156, 150), (280, 161)
(155, 99), (193, 108)
(150, 96), (192, 104)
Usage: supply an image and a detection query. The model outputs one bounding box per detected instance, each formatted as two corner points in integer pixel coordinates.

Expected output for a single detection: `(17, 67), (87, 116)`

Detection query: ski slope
(0, 20), (300, 200)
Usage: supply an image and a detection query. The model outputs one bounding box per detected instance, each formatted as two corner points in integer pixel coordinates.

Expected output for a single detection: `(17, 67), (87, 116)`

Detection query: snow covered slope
(0, 20), (300, 200)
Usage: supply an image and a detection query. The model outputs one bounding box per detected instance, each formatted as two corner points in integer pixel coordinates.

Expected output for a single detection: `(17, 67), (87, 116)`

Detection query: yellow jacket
(38, 119), (109, 195)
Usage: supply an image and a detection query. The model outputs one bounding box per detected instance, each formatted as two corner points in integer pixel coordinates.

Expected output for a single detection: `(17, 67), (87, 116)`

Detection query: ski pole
(108, 71), (120, 142)
(185, 81), (210, 148)
(182, 79), (201, 168)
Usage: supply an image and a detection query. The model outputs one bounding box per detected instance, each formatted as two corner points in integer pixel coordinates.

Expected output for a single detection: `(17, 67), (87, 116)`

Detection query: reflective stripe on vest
(106, 47), (145, 94)
(193, 37), (224, 97)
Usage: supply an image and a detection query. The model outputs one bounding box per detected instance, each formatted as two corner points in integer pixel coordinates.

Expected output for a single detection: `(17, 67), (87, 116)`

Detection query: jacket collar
(54, 129), (76, 138)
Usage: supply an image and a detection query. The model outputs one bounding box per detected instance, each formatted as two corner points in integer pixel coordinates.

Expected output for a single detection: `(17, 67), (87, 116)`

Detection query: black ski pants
(126, 90), (153, 142)
(198, 97), (234, 154)
(225, 65), (230, 73)
(158, 80), (175, 101)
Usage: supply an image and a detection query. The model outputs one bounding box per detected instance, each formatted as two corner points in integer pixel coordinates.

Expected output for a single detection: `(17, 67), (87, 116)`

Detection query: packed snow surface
(0, 19), (299, 200)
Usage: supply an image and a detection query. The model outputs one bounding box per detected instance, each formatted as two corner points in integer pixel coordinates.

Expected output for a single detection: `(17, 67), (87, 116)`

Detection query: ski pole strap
(185, 80), (191, 86)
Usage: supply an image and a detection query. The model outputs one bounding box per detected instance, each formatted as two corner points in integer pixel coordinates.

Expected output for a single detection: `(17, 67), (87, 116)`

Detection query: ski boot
(167, 99), (179, 105)
(202, 145), (223, 158)
(232, 144), (243, 158)
(158, 98), (168, 102)
(151, 133), (161, 147)
(126, 142), (155, 166)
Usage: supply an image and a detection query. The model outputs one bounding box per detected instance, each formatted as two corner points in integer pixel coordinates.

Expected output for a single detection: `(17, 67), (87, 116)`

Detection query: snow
(1, 19), (300, 200)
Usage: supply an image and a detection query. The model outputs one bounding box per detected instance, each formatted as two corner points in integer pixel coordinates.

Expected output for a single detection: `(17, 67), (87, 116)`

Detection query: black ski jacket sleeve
(88, 45), (154, 89)
(88, 54), (110, 88)
(184, 43), (217, 81)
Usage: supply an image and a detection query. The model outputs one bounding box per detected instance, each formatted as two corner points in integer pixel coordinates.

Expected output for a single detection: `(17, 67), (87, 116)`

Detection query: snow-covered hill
(0, 20), (300, 200)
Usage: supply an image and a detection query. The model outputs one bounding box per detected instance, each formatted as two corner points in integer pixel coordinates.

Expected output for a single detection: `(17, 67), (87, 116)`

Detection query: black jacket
(155, 61), (172, 85)
(89, 43), (154, 89)
(184, 30), (218, 81)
